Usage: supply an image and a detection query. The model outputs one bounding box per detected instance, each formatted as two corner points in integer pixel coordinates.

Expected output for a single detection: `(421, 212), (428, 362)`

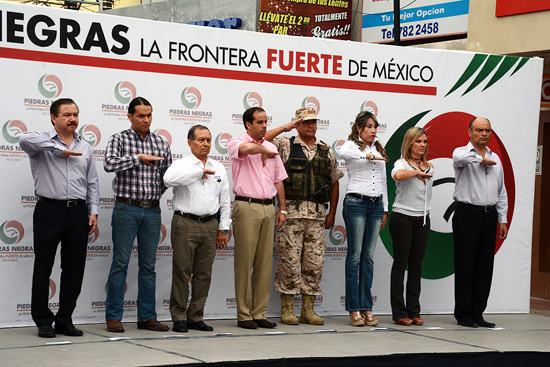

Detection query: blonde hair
(401, 127), (428, 164)
(348, 111), (389, 160)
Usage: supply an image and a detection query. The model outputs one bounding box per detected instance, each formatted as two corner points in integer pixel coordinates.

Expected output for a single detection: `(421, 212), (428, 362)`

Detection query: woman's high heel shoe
(361, 312), (378, 326)
(394, 318), (413, 326)
(349, 313), (365, 326)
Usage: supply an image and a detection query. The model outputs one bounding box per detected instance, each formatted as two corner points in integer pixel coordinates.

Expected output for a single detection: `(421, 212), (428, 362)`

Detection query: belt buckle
(66, 200), (77, 208)
(140, 200), (152, 209)
(484, 206), (492, 212)
(197, 215), (206, 222)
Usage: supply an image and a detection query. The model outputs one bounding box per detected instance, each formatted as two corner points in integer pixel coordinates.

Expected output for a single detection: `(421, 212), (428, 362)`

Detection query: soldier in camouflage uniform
(265, 107), (343, 325)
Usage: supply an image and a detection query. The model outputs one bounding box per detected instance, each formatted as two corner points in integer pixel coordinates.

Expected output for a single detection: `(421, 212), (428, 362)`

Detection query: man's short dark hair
(128, 96), (152, 115)
(469, 117), (491, 130)
(242, 107), (265, 130)
(188, 125), (210, 141)
(50, 98), (78, 125)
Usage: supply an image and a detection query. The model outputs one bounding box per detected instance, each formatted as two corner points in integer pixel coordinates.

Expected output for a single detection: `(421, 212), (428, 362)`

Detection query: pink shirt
(227, 134), (288, 199)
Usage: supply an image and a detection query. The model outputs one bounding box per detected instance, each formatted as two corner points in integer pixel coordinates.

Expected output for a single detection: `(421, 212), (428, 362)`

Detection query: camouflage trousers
(275, 218), (326, 296)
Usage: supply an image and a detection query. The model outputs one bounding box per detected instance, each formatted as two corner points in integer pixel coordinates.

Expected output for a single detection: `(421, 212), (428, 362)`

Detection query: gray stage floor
(1, 314), (549, 366)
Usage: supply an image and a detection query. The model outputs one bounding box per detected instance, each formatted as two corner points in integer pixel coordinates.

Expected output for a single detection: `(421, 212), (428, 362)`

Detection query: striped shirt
(104, 128), (172, 201)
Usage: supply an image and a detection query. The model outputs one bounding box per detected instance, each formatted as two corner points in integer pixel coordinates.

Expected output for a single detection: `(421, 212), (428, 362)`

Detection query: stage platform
(1, 314), (549, 366)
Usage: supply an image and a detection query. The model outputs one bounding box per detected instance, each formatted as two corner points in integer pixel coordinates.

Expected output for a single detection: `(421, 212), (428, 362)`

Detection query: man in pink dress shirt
(227, 107), (288, 329)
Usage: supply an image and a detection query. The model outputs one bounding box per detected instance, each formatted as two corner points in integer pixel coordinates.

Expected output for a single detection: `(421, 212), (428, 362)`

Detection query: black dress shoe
(253, 319), (277, 328)
(237, 320), (258, 329)
(457, 320), (478, 328)
(187, 321), (214, 331)
(172, 320), (188, 333)
(476, 319), (496, 328)
(55, 323), (84, 336)
(38, 325), (56, 338)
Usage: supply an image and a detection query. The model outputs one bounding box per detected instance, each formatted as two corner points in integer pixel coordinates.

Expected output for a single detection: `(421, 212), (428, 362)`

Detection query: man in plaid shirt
(104, 97), (172, 333)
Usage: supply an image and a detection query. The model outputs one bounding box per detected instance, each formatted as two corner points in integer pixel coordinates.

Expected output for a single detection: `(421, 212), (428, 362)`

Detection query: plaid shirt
(104, 128), (172, 201)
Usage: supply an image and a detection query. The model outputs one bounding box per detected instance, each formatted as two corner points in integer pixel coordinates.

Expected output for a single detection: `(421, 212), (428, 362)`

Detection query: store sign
(188, 18), (242, 29)
(362, 0), (469, 43)
(258, 0), (351, 40)
(496, 0), (550, 17)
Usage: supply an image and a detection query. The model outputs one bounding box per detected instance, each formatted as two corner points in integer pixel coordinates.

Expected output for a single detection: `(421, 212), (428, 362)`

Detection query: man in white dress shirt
(452, 117), (508, 328)
(164, 125), (231, 332)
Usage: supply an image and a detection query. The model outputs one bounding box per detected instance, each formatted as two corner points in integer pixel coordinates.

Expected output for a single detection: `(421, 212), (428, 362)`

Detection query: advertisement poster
(362, 0), (469, 43)
(0, 3), (542, 326)
(259, 0), (352, 39)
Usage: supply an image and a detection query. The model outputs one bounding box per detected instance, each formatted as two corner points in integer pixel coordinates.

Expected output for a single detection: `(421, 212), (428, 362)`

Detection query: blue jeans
(106, 202), (161, 321)
(343, 194), (383, 312)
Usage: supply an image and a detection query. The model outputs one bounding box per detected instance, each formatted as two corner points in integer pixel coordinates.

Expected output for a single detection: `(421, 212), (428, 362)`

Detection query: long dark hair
(348, 111), (389, 160)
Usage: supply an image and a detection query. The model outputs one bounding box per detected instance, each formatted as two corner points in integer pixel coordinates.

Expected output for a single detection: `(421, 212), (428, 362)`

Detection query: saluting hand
(137, 153), (164, 167)
(416, 171), (433, 184)
(286, 118), (302, 131)
(480, 157), (497, 166)
(61, 149), (83, 158)
(261, 147), (278, 167)
(202, 168), (216, 179)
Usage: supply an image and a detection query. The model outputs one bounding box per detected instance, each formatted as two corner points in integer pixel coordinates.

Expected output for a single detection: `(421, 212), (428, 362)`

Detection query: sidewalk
(1, 314), (550, 366)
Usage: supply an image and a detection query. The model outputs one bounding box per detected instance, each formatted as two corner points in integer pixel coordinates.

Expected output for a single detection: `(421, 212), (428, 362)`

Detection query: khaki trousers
(232, 200), (276, 321)
(170, 214), (218, 323)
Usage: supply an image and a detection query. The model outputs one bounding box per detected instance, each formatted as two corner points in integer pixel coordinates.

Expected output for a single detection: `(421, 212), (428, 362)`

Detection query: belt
(235, 195), (274, 205)
(175, 211), (217, 222)
(39, 196), (86, 208)
(115, 197), (159, 209)
(347, 193), (382, 202)
(457, 202), (496, 213)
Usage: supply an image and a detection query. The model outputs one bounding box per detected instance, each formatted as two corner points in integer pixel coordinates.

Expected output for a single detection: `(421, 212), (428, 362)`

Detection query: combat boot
(280, 294), (299, 325)
(299, 295), (324, 325)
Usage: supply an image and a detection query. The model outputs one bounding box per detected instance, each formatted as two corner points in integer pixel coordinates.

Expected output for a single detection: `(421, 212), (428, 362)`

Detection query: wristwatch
(222, 230), (229, 234)
(280, 210), (288, 215)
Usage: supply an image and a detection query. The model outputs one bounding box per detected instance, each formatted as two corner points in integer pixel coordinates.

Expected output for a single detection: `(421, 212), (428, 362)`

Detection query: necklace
(407, 158), (430, 173)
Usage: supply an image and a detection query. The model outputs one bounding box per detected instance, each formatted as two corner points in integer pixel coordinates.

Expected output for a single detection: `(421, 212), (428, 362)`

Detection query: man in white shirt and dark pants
(452, 117), (508, 328)
(164, 125), (231, 332)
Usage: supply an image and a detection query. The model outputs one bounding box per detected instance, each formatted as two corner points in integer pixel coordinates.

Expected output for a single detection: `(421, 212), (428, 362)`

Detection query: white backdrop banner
(0, 3), (542, 327)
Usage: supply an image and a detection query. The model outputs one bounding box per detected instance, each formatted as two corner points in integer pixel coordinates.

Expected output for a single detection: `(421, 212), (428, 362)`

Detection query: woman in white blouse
(389, 127), (433, 326)
(339, 111), (389, 327)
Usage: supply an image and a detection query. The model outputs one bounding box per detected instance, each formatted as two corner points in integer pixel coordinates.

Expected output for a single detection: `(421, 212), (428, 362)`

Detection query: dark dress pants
(31, 200), (89, 327)
(452, 202), (498, 324)
(389, 212), (430, 320)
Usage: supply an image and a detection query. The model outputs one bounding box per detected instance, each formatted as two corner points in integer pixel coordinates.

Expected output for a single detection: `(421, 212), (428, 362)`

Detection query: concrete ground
(1, 314), (550, 366)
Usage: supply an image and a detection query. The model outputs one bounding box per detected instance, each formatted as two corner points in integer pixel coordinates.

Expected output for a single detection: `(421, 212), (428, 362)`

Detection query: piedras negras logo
(38, 74), (62, 99)
(2, 120), (27, 144)
(301, 96), (320, 113)
(360, 100), (378, 115)
(159, 223), (167, 244)
(0, 220), (24, 245)
(49, 279), (57, 300)
(215, 133), (233, 155)
(326, 224), (347, 253)
(380, 111), (515, 279)
(114, 81), (136, 104)
(243, 92), (263, 109)
(331, 139), (345, 160)
(181, 87), (202, 109)
(79, 124), (101, 148)
(154, 129), (172, 147)
(88, 226), (99, 244)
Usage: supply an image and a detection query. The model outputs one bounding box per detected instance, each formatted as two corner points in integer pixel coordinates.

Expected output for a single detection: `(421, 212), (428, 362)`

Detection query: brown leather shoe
(106, 319), (124, 332)
(137, 319), (169, 331)
(237, 320), (258, 329)
(253, 319), (277, 328)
